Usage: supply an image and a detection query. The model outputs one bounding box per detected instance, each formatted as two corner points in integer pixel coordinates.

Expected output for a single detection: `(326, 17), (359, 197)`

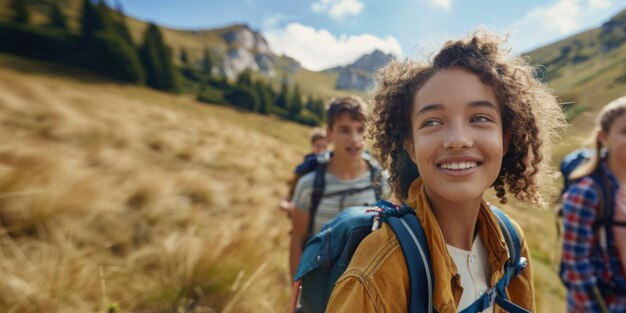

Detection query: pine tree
(202, 48), (213, 78)
(11, 0), (29, 24)
(288, 84), (303, 118)
(305, 95), (314, 112)
(313, 98), (326, 122)
(255, 81), (272, 115)
(81, 0), (113, 40)
(236, 69), (252, 88)
(276, 75), (289, 110)
(49, 2), (67, 29)
(81, 0), (96, 40)
(93, 0), (114, 33)
(113, 2), (133, 45)
(80, 0), (143, 83)
(139, 23), (180, 91)
(179, 48), (189, 66)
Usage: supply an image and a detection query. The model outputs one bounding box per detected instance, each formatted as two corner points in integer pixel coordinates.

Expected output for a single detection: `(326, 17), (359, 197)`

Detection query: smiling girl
(325, 31), (566, 312)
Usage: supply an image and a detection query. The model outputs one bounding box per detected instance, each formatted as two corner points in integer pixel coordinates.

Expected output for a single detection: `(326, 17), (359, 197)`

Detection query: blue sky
(117, 0), (625, 71)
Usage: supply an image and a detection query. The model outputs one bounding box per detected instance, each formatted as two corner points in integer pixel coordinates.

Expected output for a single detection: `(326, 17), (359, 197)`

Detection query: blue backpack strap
(490, 206), (522, 271)
(491, 206), (530, 312)
(381, 201), (528, 313)
(378, 200), (434, 313)
(459, 206), (529, 313)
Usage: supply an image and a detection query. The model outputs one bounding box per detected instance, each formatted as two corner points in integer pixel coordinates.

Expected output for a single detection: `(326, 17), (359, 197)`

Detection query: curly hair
(370, 30), (566, 207)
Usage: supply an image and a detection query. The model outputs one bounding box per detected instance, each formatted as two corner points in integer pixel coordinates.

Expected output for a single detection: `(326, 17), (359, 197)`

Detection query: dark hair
(326, 96), (368, 129)
(370, 30), (566, 206)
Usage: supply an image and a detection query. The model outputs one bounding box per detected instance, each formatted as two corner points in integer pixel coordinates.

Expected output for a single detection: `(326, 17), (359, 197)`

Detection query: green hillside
(525, 9), (626, 157)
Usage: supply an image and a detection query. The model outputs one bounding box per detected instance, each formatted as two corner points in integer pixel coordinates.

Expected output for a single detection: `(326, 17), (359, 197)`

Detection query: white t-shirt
(446, 235), (494, 313)
(292, 168), (389, 234)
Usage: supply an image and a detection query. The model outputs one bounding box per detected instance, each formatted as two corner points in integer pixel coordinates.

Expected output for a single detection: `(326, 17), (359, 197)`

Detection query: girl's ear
(597, 129), (608, 147)
(403, 138), (417, 163)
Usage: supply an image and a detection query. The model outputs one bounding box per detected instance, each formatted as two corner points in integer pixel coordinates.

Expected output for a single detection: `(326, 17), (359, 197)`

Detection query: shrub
(88, 31), (144, 83)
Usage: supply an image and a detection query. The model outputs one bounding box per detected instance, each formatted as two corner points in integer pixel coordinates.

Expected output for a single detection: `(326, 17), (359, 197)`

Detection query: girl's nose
(443, 125), (472, 149)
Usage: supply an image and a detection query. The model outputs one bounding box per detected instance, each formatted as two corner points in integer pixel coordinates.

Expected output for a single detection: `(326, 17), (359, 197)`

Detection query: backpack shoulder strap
(307, 162), (327, 237)
(379, 201), (433, 313)
(460, 206), (529, 313)
(490, 206), (522, 271)
(382, 201), (529, 313)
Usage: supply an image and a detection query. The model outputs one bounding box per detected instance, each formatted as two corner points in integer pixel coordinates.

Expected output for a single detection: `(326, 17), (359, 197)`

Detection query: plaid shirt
(561, 163), (626, 312)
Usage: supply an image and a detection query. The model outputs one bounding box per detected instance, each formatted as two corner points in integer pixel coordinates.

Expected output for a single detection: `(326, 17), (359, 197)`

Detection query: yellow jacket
(326, 178), (535, 313)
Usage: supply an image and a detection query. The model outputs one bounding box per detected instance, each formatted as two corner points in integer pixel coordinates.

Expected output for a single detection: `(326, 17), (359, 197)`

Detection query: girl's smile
(404, 67), (508, 207)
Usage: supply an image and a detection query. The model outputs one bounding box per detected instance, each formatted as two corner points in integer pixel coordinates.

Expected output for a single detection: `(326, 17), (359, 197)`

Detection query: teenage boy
(289, 96), (389, 278)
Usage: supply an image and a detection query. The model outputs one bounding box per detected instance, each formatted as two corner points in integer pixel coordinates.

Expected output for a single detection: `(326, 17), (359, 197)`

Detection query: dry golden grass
(0, 54), (308, 312)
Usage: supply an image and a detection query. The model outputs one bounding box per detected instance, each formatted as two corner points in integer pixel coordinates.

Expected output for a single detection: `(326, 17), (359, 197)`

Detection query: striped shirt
(561, 163), (626, 312)
(293, 169), (389, 234)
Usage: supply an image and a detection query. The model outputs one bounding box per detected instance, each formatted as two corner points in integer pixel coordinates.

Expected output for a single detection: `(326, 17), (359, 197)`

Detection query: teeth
(440, 162), (477, 170)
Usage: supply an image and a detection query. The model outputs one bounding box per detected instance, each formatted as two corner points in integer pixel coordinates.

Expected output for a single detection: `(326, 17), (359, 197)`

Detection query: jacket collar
(404, 178), (510, 312)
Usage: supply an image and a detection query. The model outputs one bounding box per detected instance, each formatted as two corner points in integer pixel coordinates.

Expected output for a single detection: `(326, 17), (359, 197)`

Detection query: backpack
(290, 200), (530, 313)
(555, 148), (593, 246)
(559, 148), (593, 195)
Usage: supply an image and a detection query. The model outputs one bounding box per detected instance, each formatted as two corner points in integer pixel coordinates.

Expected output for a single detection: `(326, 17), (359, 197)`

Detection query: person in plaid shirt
(561, 96), (626, 312)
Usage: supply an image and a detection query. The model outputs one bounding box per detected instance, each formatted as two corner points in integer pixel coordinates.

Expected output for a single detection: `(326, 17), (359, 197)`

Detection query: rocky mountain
(188, 24), (301, 80)
(331, 49), (395, 91)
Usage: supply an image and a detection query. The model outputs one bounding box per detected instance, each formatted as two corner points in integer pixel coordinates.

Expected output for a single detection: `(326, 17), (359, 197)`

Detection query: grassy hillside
(525, 9), (626, 158)
(0, 53), (316, 312)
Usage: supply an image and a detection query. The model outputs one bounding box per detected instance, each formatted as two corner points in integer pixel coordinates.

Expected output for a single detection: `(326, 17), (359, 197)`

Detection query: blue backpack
(559, 148), (593, 195)
(292, 200), (530, 313)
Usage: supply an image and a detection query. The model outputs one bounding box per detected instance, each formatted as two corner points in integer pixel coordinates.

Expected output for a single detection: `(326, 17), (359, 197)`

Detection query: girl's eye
(471, 115), (493, 123)
(420, 119), (442, 128)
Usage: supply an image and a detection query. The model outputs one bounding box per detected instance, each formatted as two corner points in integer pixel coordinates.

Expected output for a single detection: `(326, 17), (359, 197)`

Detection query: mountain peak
(351, 49), (394, 72)
(334, 50), (396, 91)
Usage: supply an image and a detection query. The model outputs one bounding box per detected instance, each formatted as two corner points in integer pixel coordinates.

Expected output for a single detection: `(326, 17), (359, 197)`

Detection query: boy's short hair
(310, 128), (326, 144)
(326, 96), (368, 129)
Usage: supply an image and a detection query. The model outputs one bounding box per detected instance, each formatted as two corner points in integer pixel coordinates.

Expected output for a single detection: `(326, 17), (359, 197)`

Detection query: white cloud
(263, 23), (403, 71)
(587, 0), (612, 9)
(508, 0), (620, 52)
(526, 0), (582, 34)
(430, 0), (451, 10)
(311, 0), (364, 19)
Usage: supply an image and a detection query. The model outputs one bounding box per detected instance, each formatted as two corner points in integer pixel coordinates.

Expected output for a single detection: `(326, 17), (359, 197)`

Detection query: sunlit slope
(0, 53), (308, 312)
